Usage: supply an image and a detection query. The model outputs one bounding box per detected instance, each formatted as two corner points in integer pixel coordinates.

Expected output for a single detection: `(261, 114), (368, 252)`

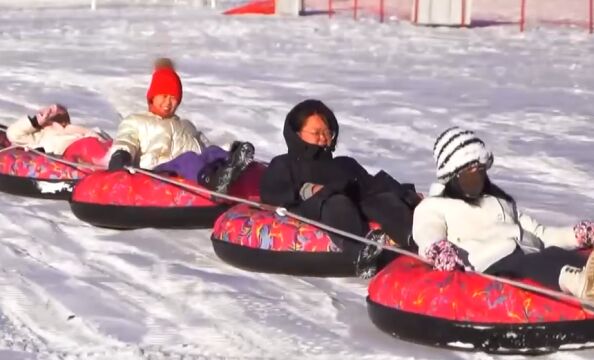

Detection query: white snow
(0, 1), (593, 359)
(560, 341), (594, 350)
(447, 342), (475, 349)
(35, 181), (73, 194)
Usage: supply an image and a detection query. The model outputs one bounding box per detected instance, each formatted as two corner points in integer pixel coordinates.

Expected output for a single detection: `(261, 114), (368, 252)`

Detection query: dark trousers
(485, 246), (586, 291)
(360, 191), (414, 248)
(358, 170), (417, 248)
(320, 194), (369, 255)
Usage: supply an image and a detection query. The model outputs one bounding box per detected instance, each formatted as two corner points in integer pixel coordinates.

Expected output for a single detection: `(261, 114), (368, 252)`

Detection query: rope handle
(0, 143), (103, 173)
(2, 140), (593, 313)
(127, 167), (594, 312)
(0, 145), (25, 155)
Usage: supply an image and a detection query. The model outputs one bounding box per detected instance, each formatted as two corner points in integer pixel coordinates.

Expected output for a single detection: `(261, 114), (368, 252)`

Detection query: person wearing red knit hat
(108, 58), (255, 193)
(146, 58), (183, 117)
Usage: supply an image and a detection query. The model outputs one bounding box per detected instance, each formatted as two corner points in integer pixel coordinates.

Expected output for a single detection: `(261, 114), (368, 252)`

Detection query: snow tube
(223, 0), (274, 15)
(69, 162), (266, 229)
(211, 204), (366, 277)
(0, 137), (110, 200)
(367, 255), (594, 355)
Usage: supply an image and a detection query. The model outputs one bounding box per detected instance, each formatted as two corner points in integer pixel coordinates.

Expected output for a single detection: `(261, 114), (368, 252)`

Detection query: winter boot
(203, 142), (255, 193)
(559, 253), (594, 300)
(355, 229), (393, 279)
(586, 252), (594, 299)
(559, 265), (586, 298)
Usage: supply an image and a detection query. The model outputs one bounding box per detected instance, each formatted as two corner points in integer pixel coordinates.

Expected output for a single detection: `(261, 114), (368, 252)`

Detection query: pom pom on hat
(154, 57), (175, 70)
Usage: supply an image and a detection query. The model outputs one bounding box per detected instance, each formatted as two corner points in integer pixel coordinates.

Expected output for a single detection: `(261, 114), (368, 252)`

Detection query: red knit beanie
(146, 58), (183, 105)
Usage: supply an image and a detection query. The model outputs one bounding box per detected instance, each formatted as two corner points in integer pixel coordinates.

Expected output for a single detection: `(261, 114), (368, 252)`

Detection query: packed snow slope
(0, 2), (593, 359)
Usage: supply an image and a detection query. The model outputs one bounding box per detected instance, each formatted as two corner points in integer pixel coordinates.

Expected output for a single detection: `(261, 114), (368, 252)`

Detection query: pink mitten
(35, 104), (69, 127)
(574, 220), (594, 248)
(424, 239), (464, 271)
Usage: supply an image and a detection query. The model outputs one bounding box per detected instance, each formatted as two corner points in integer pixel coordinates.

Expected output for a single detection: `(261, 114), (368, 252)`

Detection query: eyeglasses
(299, 129), (335, 140)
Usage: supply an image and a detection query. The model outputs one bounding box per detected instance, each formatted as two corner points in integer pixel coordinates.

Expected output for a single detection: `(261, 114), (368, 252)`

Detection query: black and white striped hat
(433, 127), (493, 185)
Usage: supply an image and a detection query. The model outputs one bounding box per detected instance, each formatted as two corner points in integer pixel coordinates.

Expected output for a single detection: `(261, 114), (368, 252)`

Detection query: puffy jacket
(260, 99), (419, 243)
(260, 100), (365, 217)
(110, 112), (210, 169)
(7, 116), (103, 155)
(413, 194), (578, 272)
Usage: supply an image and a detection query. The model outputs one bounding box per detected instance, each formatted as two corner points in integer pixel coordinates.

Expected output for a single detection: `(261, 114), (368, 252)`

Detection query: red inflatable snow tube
(0, 137), (110, 200)
(70, 162), (266, 229)
(367, 255), (594, 354)
(211, 204), (375, 277)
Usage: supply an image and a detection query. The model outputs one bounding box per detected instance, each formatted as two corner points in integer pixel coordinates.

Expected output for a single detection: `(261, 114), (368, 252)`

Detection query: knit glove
(574, 220), (594, 248)
(424, 239), (464, 271)
(33, 104), (69, 127)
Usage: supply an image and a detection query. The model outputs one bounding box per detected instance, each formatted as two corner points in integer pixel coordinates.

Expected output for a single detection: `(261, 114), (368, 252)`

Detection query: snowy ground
(0, 2), (594, 359)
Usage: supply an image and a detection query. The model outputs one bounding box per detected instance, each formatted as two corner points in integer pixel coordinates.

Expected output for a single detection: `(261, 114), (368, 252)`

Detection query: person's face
(298, 114), (334, 147)
(150, 94), (179, 118)
(455, 163), (487, 198)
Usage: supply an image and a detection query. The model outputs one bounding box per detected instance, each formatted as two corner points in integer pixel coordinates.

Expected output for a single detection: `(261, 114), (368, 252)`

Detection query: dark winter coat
(260, 99), (421, 244)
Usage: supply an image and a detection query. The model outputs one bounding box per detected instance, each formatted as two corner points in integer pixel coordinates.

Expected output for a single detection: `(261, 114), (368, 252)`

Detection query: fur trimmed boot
(559, 252), (594, 300)
(202, 142), (255, 193)
(355, 229), (396, 279)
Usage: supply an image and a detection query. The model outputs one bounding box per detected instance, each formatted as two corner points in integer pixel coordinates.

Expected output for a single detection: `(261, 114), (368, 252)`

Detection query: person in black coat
(260, 99), (421, 277)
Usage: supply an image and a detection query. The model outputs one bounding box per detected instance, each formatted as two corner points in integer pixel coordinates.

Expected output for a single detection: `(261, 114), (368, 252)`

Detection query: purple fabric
(153, 146), (229, 182)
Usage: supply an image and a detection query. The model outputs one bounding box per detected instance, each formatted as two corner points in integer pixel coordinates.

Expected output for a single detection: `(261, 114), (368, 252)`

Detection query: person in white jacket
(413, 127), (594, 300)
(107, 58), (254, 193)
(6, 104), (107, 156)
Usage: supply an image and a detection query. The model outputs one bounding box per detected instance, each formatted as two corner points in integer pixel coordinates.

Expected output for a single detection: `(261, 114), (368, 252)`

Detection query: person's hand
(312, 184), (324, 194)
(424, 239), (464, 271)
(107, 150), (132, 171)
(574, 220), (594, 248)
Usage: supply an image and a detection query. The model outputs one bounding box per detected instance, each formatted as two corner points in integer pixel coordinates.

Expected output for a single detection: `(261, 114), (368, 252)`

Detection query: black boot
(203, 142), (255, 193)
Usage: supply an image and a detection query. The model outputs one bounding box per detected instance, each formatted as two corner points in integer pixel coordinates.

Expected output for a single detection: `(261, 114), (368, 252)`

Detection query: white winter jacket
(110, 112), (210, 169)
(412, 195), (578, 272)
(7, 116), (102, 155)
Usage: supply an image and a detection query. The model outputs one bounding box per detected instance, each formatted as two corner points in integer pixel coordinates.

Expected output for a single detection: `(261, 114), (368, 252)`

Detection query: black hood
(283, 99), (339, 160)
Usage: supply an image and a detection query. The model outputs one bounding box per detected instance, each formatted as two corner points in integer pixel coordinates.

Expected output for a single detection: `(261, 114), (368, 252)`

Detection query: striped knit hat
(429, 127), (493, 195)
